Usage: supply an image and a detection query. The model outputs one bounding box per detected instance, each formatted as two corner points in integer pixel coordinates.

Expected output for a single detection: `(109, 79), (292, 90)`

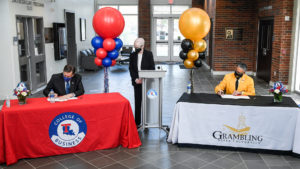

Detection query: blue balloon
(91, 36), (103, 49)
(102, 57), (112, 67)
(107, 49), (119, 60)
(114, 38), (123, 51)
(94, 48), (97, 54)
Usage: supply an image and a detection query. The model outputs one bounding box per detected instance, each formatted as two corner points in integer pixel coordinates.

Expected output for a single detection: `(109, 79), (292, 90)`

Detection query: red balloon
(94, 58), (102, 66)
(103, 38), (116, 51)
(93, 7), (125, 39)
(96, 48), (107, 59)
(111, 60), (116, 66)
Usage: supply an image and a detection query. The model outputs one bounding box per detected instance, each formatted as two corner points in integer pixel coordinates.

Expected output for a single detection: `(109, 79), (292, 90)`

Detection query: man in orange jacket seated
(215, 63), (255, 96)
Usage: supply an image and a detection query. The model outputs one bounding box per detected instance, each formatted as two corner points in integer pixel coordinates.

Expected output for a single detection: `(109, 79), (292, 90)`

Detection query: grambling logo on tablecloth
(212, 113), (263, 144)
(49, 112), (87, 148)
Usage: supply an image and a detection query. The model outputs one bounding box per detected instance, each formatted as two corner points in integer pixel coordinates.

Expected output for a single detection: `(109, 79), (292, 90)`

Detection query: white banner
(168, 102), (300, 151)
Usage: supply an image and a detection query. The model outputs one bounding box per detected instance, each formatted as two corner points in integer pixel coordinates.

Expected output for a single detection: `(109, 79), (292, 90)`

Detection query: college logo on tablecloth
(147, 89), (158, 99)
(212, 113), (263, 144)
(49, 112), (87, 148)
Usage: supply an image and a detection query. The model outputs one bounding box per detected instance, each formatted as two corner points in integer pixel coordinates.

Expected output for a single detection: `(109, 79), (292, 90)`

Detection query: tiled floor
(1, 63), (300, 169)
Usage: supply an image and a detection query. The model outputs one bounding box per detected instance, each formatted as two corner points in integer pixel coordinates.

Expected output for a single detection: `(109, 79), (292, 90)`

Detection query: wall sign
(225, 28), (243, 40)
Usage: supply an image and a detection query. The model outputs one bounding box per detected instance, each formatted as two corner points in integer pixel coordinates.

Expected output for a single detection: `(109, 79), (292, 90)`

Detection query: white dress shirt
(137, 53), (143, 71)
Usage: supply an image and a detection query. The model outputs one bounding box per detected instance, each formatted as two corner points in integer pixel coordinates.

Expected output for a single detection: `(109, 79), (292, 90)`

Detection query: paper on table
(221, 94), (250, 99)
(47, 97), (78, 102)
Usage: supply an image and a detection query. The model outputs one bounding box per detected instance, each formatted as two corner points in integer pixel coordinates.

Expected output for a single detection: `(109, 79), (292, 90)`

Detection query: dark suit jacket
(129, 49), (155, 86)
(43, 73), (85, 97)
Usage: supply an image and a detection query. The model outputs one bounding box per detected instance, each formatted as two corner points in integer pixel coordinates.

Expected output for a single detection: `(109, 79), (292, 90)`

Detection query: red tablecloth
(0, 93), (141, 165)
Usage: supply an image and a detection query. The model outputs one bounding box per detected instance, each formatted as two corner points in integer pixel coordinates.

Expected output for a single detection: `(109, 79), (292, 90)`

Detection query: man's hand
(135, 78), (142, 84)
(217, 90), (224, 96)
(54, 93), (58, 98)
(59, 93), (74, 100)
(233, 91), (242, 96)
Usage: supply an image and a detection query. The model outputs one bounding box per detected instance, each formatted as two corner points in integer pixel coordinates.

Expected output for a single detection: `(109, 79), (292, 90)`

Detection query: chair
(80, 49), (101, 71)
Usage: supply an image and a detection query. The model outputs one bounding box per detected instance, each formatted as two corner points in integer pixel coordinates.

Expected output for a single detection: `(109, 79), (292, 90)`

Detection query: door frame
(256, 17), (274, 82)
(64, 9), (77, 67)
(152, 15), (182, 62)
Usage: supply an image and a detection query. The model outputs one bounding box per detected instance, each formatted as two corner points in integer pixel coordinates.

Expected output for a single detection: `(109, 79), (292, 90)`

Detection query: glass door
(16, 16), (47, 92)
(153, 18), (184, 62)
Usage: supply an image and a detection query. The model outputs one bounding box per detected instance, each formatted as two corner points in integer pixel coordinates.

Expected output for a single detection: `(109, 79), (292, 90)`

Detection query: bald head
(134, 38), (145, 49)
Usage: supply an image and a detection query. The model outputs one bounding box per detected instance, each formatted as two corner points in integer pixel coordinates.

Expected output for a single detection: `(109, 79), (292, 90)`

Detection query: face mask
(63, 76), (72, 82)
(134, 48), (142, 54)
(234, 71), (243, 78)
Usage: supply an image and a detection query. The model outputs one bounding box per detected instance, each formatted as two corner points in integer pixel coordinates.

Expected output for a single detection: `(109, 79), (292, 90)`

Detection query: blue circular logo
(147, 89), (158, 99)
(49, 112), (87, 148)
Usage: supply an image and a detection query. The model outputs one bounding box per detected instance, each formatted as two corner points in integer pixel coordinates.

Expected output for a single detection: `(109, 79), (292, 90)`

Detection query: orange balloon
(184, 59), (194, 69)
(187, 50), (199, 61)
(179, 8), (211, 40)
(194, 39), (207, 52)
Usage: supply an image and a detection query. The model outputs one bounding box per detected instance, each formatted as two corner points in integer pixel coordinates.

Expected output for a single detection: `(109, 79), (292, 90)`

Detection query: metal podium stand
(138, 68), (169, 134)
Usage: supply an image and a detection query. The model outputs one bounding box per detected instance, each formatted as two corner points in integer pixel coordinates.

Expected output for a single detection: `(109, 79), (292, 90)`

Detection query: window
(153, 5), (189, 15)
(98, 5), (138, 46)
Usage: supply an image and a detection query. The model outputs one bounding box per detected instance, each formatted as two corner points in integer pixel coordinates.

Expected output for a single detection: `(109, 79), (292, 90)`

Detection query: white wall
(0, 0), (94, 100)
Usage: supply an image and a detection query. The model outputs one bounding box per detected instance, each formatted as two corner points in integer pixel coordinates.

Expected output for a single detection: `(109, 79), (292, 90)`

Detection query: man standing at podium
(129, 38), (155, 127)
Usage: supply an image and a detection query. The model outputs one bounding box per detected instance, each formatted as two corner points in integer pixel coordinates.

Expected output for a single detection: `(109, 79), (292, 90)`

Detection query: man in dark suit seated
(129, 38), (155, 127)
(43, 64), (84, 99)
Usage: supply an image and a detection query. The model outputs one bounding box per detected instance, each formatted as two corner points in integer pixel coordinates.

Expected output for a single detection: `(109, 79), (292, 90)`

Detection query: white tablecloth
(168, 102), (300, 152)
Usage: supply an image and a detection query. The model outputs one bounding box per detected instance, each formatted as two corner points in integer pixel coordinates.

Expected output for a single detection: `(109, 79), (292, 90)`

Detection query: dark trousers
(134, 84), (142, 126)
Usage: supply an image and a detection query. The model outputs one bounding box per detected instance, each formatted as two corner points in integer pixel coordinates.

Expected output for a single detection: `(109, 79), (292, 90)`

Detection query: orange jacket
(215, 73), (255, 96)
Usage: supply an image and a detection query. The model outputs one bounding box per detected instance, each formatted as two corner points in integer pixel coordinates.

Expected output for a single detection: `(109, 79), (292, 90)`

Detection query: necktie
(235, 77), (240, 90)
(66, 81), (70, 94)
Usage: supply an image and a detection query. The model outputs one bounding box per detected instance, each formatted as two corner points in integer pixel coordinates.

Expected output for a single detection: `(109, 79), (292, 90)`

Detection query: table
(168, 93), (300, 154)
(0, 93), (141, 165)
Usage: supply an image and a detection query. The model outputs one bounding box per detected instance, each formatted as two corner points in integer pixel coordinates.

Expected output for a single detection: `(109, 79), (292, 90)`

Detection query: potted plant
(269, 82), (288, 102)
(14, 82), (30, 105)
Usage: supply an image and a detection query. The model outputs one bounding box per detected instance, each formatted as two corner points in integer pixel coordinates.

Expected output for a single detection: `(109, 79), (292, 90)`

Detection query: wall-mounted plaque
(225, 28), (243, 40)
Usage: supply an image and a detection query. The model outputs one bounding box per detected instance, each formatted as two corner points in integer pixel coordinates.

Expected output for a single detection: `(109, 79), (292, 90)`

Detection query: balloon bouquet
(91, 7), (125, 93)
(178, 8), (211, 68)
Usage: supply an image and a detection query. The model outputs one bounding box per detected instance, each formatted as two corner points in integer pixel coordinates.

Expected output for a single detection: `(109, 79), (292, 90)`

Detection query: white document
(47, 97), (78, 102)
(221, 94), (250, 99)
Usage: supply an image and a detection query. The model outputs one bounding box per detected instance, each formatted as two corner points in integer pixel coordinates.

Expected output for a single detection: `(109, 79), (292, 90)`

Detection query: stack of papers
(221, 94), (250, 99)
(47, 97), (78, 102)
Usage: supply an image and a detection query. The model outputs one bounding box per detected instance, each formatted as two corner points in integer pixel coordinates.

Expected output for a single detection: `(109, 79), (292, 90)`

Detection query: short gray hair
(134, 38), (145, 48)
(237, 63), (247, 71)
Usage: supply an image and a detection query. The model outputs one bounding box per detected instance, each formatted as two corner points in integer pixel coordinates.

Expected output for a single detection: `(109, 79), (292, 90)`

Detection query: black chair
(80, 49), (101, 71)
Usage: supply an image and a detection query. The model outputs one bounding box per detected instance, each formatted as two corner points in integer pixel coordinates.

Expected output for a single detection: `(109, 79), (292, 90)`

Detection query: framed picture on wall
(80, 18), (86, 41)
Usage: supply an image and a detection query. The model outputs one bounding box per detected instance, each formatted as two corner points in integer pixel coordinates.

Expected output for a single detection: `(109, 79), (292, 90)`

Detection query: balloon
(91, 36), (103, 49)
(181, 39), (193, 52)
(114, 38), (123, 51)
(96, 48), (107, 59)
(102, 57), (112, 67)
(187, 50), (199, 61)
(199, 52), (205, 59)
(179, 8), (211, 40)
(111, 60), (117, 66)
(93, 7), (125, 39)
(194, 39), (207, 52)
(94, 58), (102, 66)
(103, 38), (116, 51)
(184, 59), (194, 69)
(194, 58), (202, 67)
(94, 48), (97, 54)
(179, 51), (188, 60)
(107, 49), (119, 60)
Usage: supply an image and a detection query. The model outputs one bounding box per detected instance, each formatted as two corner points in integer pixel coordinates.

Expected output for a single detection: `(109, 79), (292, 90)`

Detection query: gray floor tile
(212, 157), (239, 169)
(36, 162), (65, 169)
(68, 162), (97, 169)
(169, 164), (192, 169)
(169, 152), (194, 163)
(119, 157), (146, 168)
(225, 153), (242, 163)
(107, 151), (132, 161)
(182, 157), (208, 169)
(89, 156), (116, 168)
(239, 152), (263, 160)
(5, 160), (33, 169)
(59, 157), (86, 168)
(101, 163), (129, 169)
(260, 154), (289, 167)
(198, 152), (222, 162)
(76, 151), (104, 161)
(26, 157), (55, 168)
(134, 163), (160, 169)
(200, 164), (222, 169)
(231, 163), (248, 169)
(150, 157), (177, 169)
(244, 160), (269, 169)
(269, 166), (292, 169)
(289, 161), (300, 169)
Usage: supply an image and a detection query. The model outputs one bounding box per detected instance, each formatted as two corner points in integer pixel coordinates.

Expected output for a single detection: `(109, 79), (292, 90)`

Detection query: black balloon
(179, 51), (188, 60)
(181, 39), (193, 52)
(198, 52), (205, 59)
(194, 59), (202, 68)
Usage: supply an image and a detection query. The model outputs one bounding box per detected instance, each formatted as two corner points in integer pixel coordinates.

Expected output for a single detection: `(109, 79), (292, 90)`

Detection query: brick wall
(138, 0), (151, 50)
(213, 0), (257, 72)
(257, 0), (294, 84)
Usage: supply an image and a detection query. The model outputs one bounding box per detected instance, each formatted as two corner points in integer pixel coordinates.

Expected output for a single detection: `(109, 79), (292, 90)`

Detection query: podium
(138, 67), (169, 134)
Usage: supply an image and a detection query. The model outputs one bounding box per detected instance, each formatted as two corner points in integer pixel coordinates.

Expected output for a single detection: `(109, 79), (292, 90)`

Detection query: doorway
(153, 18), (184, 62)
(257, 19), (274, 82)
(16, 16), (47, 92)
(65, 10), (77, 67)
